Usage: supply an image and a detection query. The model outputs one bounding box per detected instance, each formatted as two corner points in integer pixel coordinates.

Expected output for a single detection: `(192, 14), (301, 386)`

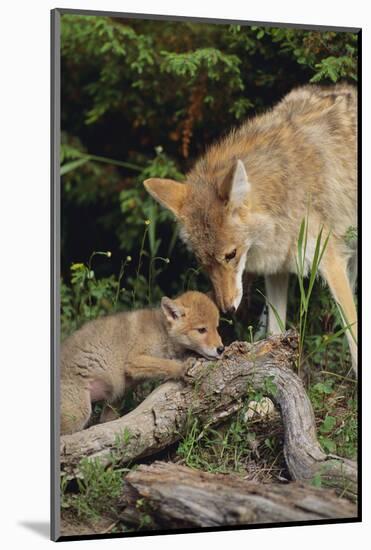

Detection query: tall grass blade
(256, 289), (285, 333)
(306, 227), (329, 304)
(297, 218), (306, 274)
(334, 300), (357, 344)
(295, 257), (308, 313)
(60, 157), (90, 175)
(147, 204), (157, 257)
(60, 150), (142, 175)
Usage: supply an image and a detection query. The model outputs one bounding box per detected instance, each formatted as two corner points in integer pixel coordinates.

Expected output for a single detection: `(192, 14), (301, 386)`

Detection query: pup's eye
(225, 249), (237, 262)
(197, 327), (207, 334)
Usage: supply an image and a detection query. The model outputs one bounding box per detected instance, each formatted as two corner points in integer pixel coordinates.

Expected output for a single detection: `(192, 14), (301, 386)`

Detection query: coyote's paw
(162, 362), (185, 383)
(184, 356), (199, 369)
(180, 356), (202, 382)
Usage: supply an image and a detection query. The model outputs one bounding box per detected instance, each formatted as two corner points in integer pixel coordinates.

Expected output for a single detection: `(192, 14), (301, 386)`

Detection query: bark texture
(60, 332), (357, 498)
(119, 461), (357, 528)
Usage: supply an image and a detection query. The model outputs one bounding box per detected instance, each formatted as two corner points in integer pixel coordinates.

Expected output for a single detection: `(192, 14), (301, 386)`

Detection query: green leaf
(313, 381), (333, 395)
(320, 415), (336, 434)
(60, 157), (90, 176)
(311, 473), (322, 487)
(320, 436), (336, 453)
(264, 375), (278, 397)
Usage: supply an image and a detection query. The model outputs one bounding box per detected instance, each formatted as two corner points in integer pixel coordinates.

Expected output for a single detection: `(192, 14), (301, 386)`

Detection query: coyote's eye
(197, 327), (207, 334)
(225, 249), (237, 262)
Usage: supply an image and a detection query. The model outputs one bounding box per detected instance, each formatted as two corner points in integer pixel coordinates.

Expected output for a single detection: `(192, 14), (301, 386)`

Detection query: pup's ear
(144, 178), (188, 218)
(161, 297), (185, 322)
(218, 159), (251, 207)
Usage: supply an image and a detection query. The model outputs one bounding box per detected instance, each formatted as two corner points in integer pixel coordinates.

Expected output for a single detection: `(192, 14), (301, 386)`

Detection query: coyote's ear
(161, 297), (185, 322)
(219, 159), (251, 207)
(144, 178), (188, 218)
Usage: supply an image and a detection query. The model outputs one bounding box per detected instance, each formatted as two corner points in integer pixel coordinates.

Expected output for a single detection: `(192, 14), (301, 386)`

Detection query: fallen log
(119, 461), (357, 528)
(60, 332), (357, 498)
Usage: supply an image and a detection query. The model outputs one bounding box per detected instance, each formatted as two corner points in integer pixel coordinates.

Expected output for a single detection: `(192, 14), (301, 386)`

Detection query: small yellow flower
(126, 256), (132, 262)
(106, 251), (112, 258)
(144, 219), (151, 225)
(165, 258), (170, 264)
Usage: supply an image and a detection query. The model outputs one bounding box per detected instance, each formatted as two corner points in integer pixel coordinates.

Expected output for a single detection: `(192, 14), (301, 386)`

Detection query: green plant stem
(319, 370), (357, 384)
(114, 258), (129, 308)
(85, 153), (142, 171)
(132, 225), (149, 308)
(86, 251), (111, 316)
(148, 256), (169, 305)
(61, 151), (142, 175)
(183, 266), (202, 292)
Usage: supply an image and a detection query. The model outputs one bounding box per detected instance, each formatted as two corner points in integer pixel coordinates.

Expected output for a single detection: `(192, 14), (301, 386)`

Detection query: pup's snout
(226, 306), (236, 315)
(217, 345), (225, 356)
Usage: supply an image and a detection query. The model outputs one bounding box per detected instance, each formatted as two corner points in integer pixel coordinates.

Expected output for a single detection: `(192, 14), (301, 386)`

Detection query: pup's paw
(163, 361), (187, 382)
(184, 356), (198, 369)
(181, 356), (202, 381)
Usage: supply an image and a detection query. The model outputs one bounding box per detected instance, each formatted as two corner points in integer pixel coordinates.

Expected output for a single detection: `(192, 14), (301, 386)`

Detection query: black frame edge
(51, 7), (61, 543)
(55, 7), (360, 33)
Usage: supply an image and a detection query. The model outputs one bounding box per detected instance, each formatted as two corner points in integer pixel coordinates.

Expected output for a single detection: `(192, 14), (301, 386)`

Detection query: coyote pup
(61, 291), (224, 435)
(144, 85), (357, 371)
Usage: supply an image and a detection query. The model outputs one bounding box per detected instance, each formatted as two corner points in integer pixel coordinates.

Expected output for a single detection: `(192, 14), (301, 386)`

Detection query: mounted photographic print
(51, 8), (361, 541)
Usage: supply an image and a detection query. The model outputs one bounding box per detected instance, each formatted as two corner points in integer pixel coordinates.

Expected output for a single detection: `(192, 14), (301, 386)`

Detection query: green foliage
(344, 225), (358, 247)
(266, 28), (358, 82)
(61, 16), (357, 326)
(177, 405), (270, 474)
(61, 457), (124, 520)
(246, 376), (278, 404)
(161, 47), (242, 83)
(309, 376), (357, 459)
(118, 147), (183, 255)
(61, 253), (117, 338)
(61, 240), (175, 339)
(177, 376), (284, 476)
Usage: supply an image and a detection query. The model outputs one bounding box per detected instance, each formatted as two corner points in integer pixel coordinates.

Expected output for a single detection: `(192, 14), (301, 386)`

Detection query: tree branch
(119, 461), (357, 528)
(60, 331), (357, 498)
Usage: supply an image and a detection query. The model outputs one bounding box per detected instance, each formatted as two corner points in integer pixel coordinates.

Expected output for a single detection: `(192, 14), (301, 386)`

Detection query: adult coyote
(144, 85), (358, 371)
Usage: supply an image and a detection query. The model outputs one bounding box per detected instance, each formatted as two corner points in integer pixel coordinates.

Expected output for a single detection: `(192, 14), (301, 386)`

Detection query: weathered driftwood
(120, 461), (357, 528)
(60, 331), (357, 497)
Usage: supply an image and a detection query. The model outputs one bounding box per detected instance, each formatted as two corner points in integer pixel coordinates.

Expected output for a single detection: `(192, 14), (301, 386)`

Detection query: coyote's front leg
(126, 355), (185, 383)
(265, 272), (289, 334)
(320, 247), (358, 374)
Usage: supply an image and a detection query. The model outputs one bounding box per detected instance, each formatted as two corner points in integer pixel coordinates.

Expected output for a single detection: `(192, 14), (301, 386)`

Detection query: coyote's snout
(209, 262), (243, 315)
(144, 84), (358, 373)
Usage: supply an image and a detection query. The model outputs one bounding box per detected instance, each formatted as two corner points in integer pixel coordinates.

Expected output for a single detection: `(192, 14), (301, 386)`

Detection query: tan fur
(144, 84), (357, 371)
(60, 291), (223, 434)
